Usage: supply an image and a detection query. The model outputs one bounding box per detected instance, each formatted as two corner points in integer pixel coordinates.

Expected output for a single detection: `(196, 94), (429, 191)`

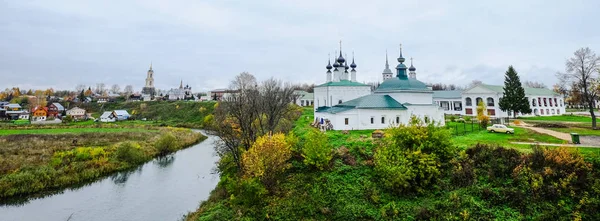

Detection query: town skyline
(1, 0), (599, 91)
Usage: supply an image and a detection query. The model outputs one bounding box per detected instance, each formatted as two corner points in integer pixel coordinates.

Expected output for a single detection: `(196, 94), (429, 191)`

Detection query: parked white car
(486, 124), (515, 134)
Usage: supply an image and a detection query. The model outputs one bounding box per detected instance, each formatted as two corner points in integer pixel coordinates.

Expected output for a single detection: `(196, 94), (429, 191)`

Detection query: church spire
(397, 43), (405, 63)
(180, 80), (183, 89)
(385, 50), (389, 69)
(149, 62), (153, 71)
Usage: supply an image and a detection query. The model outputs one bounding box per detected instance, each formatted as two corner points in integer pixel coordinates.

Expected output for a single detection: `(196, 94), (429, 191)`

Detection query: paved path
(510, 142), (600, 148)
(514, 124), (572, 141)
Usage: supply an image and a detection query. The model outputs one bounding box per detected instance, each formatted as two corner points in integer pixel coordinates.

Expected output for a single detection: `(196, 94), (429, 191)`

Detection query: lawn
(451, 126), (566, 149)
(520, 115), (592, 123)
(0, 127), (156, 136)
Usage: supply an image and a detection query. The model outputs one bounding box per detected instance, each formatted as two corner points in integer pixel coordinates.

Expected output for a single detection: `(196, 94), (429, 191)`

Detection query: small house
(19, 111), (30, 120)
(4, 103), (24, 120)
(112, 110), (130, 121)
(31, 106), (48, 121)
(100, 111), (116, 122)
(66, 107), (87, 120)
(48, 103), (65, 117)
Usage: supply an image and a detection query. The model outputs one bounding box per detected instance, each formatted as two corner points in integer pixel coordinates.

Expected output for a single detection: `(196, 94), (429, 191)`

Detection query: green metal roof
(476, 84), (557, 96)
(315, 80), (370, 87)
(374, 77), (430, 92)
(433, 90), (463, 99)
(316, 94), (407, 113)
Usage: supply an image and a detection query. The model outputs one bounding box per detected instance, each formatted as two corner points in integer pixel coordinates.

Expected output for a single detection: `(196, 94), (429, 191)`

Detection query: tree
(11, 88), (21, 97)
(477, 100), (490, 127)
(44, 88), (54, 96)
(95, 83), (106, 95)
(78, 90), (85, 102)
(498, 66), (532, 118)
(557, 48), (600, 128)
(110, 84), (121, 94)
(84, 87), (93, 96)
(467, 80), (483, 89)
(230, 72), (257, 91)
(75, 84), (86, 93)
(242, 133), (292, 189)
(124, 85), (133, 97)
(26, 89), (33, 95)
(524, 80), (547, 89)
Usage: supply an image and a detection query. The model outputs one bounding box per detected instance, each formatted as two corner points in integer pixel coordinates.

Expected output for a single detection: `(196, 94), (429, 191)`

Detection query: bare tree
(124, 85), (133, 97)
(95, 83), (106, 95)
(210, 73), (297, 171)
(75, 84), (86, 93)
(229, 72), (257, 91)
(110, 84), (121, 94)
(467, 80), (482, 88)
(557, 47), (600, 128)
(524, 80), (547, 88)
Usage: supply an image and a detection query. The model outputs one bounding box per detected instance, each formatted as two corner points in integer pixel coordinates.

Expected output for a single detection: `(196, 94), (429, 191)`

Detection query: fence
(447, 117), (509, 136)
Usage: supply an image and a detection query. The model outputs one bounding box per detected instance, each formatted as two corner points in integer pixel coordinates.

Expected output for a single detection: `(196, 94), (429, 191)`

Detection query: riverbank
(0, 127), (206, 200)
(187, 108), (600, 220)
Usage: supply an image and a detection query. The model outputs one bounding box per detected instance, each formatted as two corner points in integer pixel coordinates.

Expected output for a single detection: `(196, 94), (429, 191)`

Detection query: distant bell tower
(142, 63), (156, 96)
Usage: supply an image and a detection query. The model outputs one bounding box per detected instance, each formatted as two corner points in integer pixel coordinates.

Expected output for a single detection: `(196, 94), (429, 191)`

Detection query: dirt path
(514, 125), (572, 141)
(510, 142), (600, 148)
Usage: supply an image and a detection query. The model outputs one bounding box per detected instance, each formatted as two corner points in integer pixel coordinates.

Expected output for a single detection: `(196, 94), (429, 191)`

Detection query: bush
(449, 115), (456, 122)
(301, 130), (332, 170)
(154, 133), (179, 155)
(242, 133), (292, 189)
(115, 142), (146, 164)
(374, 148), (440, 193)
(374, 117), (456, 193)
(62, 115), (73, 123)
(463, 116), (472, 122)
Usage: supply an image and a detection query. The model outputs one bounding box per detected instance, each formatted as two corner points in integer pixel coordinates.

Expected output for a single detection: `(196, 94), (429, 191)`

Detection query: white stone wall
(314, 106), (445, 131)
(314, 86), (371, 109)
(378, 91), (433, 105)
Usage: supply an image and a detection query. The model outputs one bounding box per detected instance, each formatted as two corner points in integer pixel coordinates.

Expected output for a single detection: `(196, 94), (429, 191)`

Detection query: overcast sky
(1, 0), (599, 92)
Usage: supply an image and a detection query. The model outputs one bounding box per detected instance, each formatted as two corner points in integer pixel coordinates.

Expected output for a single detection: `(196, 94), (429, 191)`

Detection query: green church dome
(375, 77), (429, 92)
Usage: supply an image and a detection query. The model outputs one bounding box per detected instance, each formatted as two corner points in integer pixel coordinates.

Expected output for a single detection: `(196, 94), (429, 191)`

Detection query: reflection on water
(0, 131), (220, 221)
(110, 167), (142, 185)
(155, 154), (176, 168)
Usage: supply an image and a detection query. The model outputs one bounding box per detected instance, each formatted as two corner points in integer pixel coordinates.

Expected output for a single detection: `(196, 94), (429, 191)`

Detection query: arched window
(487, 97), (495, 106)
(532, 99), (537, 107)
(465, 97), (472, 106)
(541, 109), (544, 115)
(560, 99), (563, 107)
(543, 98), (547, 106)
(476, 97), (483, 106)
(534, 109), (539, 115)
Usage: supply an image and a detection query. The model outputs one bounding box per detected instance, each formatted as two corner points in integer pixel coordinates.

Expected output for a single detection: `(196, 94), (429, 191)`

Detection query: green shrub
(301, 130), (333, 170)
(115, 142), (146, 164)
(449, 115), (456, 122)
(463, 116), (472, 122)
(154, 133), (179, 155)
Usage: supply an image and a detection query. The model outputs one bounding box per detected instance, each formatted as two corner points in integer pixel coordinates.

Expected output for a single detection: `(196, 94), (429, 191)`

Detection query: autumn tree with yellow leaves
(242, 133), (292, 189)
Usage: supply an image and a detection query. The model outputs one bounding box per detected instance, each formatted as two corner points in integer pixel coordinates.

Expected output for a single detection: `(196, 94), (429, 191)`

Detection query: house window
(532, 99), (537, 107)
(476, 97), (483, 106)
(552, 109), (556, 114)
(534, 109), (538, 115)
(541, 109), (544, 115)
(396, 116), (400, 124)
(370, 117), (374, 124)
(543, 98), (547, 107)
(465, 108), (473, 115)
(487, 109), (496, 116)
(345, 118), (349, 125)
(465, 97), (472, 106)
(487, 97), (494, 106)
(549, 98), (553, 107)
(339, 100), (343, 104)
(381, 116), (385, 124)
(424, 116), (429, 123)
(546, 109), (549, 115)
(557, 109), (560, 114)
(554, 98), (558, 106)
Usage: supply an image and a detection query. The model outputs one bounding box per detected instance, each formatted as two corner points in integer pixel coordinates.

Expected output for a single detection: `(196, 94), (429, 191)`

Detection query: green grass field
(0, 127), (156, 136)
(520, 115), (592, 123)
(451, 127), (566, 149)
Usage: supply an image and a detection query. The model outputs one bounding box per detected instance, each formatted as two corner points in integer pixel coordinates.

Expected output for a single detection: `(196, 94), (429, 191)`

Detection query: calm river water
(0, 131), (220, 221)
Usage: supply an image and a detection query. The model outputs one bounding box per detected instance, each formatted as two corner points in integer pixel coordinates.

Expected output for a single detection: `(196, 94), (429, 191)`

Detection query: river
(0, 131), (220, 221)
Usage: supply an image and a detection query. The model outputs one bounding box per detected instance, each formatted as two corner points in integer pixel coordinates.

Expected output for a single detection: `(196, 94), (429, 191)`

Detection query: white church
(314, 44), (445, 130)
